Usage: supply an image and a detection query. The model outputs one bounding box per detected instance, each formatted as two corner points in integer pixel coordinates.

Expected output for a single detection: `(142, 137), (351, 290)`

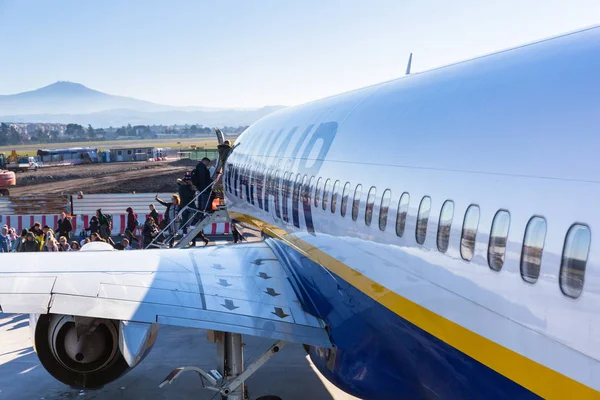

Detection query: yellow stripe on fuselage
(230, 211), (599, 399)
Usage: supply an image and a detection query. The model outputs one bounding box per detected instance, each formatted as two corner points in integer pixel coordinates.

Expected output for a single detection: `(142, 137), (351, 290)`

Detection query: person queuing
(43, 232), (59, 252)
(125, 207), (138, 245)
(42, 225), (54, 238)
(142, 216), (159, 248)
(149, 204), (160, 225)
(121, 238), (133, 250)
(56, 212), (73, 240)
(96, 209), (114, 245)
(7, 228), (18, 252)
(0, 227), (9, 253)
(90, 232), (107, 243)
(35, 230), (45, 251)
(14, 229), (28, 252)
(30, 222), (43, 237)
(19, 232), (40, 252)
(86, 215), (99, 236)
(58, 236), (71, 252)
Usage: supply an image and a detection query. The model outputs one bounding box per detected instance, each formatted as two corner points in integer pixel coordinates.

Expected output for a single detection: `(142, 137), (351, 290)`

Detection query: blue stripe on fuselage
(269, 239), (540, 400)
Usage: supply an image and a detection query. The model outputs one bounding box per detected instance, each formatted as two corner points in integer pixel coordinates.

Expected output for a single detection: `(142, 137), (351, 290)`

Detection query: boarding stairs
(146, 129), (237, 250)
(145, 179), (231, 249)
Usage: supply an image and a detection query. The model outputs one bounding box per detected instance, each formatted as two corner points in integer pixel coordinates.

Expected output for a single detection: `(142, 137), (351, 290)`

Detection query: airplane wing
(0, 241), (331, 348)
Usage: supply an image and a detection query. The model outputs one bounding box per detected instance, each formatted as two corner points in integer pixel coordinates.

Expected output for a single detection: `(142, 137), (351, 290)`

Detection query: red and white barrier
(203, 222), (230, 235)
(1, 215), (78, 233)
(2, 214), (230, 236)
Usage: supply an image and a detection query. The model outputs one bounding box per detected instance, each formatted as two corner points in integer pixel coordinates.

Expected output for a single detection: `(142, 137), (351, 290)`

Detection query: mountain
(0, 82), (285, 126)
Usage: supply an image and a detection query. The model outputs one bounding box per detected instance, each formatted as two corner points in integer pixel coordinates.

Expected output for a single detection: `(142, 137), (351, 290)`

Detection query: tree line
(0, 123), (242, 146)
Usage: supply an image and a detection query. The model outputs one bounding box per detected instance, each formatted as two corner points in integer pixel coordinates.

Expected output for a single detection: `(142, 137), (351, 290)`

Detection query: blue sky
(1, 0), (599, 108)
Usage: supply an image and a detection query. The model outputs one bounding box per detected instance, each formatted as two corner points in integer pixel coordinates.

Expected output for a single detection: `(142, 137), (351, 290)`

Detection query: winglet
(405, 53), (413, 75)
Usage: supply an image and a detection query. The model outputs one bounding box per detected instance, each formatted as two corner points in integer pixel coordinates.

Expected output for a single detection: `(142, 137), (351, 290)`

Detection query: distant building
(109, 146), (155, 162)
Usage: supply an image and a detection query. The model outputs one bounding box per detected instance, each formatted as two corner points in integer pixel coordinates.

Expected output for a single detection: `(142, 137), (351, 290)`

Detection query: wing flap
(0, 242), (331, 347)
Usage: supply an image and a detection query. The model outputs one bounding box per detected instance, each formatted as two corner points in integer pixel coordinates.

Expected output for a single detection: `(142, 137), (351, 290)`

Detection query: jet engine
(30, 314), (158, 389)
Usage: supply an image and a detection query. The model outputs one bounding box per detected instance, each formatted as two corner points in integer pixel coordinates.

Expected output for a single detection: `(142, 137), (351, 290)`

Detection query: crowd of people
(0, 156), (240, 253)
(0, 211), (81, 253)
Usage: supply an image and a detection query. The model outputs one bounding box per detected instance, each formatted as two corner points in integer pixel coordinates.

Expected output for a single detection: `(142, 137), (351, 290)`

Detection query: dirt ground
(7, 159), (197, 195)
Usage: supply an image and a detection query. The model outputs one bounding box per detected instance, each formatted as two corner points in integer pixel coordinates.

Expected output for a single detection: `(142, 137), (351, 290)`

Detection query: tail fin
(405, 53), (413, 75)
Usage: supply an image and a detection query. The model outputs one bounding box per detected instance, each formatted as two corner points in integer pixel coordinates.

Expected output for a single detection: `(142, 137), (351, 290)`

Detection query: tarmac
(0, 313), (360, 400)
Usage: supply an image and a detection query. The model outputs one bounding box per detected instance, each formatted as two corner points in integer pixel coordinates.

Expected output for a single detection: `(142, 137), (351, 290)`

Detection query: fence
(179, 149), (219, 161)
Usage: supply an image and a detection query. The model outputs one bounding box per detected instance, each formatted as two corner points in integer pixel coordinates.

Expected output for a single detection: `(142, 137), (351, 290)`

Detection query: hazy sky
(1, 0), (599, 108)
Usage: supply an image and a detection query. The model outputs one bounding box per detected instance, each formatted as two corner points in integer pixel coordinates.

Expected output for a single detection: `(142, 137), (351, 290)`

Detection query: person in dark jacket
(149, 204), (160, 225)
(125, 207), (138, 244)
(96, 209), (114, 245)
(14, 229), (27, 252)
(177, 173), (196, 234)
(0, 227), (9, 253)
(19, 232), (40, 252)
(192, 158), (212, 212)
(142, 217), (159, 248)
(126, 207), (137, 232)
(56, 212), (73, 240)
(86, 216), (99, 235)
(30, 222), (43, 237)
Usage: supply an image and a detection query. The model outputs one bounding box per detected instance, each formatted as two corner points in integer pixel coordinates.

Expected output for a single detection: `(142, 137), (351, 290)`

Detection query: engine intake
(31, 314), (157, 389)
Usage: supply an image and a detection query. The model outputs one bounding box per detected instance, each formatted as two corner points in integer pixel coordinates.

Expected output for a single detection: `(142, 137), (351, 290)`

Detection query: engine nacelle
(30, 314), (158, 389)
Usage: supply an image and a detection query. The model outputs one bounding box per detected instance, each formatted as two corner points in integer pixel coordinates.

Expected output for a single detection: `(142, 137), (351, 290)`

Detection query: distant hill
(0, 82), (285, 126)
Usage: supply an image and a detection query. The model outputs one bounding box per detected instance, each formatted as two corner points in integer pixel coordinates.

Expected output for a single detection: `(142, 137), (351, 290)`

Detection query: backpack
(190, 167), (201, 187)
(104, 214), (113, 230)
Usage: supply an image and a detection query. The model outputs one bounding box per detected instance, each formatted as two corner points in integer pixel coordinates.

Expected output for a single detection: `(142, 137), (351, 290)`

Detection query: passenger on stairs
(155, 194), (180, 247)
(177, 172), (196, 234)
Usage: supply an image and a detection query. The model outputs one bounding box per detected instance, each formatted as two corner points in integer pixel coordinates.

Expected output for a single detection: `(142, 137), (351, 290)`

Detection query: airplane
(1, 25), (600, 399)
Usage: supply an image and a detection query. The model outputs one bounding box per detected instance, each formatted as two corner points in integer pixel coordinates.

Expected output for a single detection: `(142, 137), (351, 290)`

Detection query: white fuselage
(225, 26), (600, 398)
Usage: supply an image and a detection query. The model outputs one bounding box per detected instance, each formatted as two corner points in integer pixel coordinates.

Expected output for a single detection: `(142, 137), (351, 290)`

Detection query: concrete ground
(0, 314), (359, 400)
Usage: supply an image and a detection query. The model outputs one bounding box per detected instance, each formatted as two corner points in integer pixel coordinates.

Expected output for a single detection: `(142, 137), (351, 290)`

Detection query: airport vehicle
(37, 147), (99, 165)
(1, 27), (600, 399)
(0, 169), (15, 196)
(7, 156), (39, 172)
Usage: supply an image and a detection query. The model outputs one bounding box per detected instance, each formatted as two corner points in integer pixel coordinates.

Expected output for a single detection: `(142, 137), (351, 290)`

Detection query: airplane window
(365, 187), (376, 226)
(520, 216), (547, 284)
(322, 179), (331, 211)
(416, 196), (431, 245)
(292, 173), (302, 224)
(263, 168), (271, 207)
(460, 205), (480, 261)
(559, 224), (591, 299)
(396, 193), (410, 237)
(331, 180), (340, 214)
(437, 200), (454, 253)
(314, 177), (323, 208)
(379, 189), (391, 231)
(340, 182), (351, 217)
(352, 184), (362, 221)
(282, 172), (291, 222)
(308, 176), (315, 208)
(488, 210), (510, 271)
(301, 175), (309, 206)
(274, 170), (282, 218)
